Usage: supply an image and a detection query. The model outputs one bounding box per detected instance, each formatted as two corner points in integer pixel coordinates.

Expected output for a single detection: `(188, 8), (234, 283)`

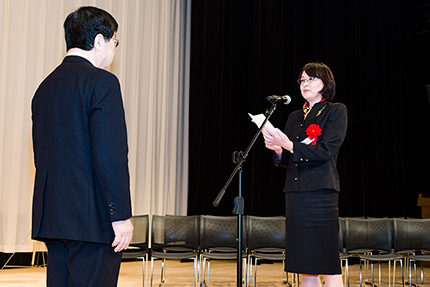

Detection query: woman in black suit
(263, 62), (347, 287)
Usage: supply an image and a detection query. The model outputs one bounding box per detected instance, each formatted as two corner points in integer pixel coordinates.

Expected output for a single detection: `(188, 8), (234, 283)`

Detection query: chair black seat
(151, 250), (198, 260)
(359, 252), (403, 261)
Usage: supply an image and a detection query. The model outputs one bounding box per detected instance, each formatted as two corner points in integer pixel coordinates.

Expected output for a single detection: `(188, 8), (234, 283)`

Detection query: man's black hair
(64, 6), (118, 51)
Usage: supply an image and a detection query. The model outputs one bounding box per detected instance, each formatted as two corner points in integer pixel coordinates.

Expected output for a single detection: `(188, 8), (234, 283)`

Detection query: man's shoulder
(35, 59), (119, 98)
(58, 57), (119, 83)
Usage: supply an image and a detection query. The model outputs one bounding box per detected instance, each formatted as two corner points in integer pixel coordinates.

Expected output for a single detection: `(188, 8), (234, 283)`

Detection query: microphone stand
(213, 100), (280, 287)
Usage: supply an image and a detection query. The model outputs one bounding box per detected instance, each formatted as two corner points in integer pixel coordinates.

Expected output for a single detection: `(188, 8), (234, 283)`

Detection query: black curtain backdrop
(188, 0), (430, 218)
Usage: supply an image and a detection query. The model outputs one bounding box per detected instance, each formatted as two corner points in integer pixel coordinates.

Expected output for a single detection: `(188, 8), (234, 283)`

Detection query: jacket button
(294, 177), (297, 181)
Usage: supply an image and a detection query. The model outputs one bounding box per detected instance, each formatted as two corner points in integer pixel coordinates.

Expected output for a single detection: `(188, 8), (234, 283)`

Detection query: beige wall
(0, 0), (190, 253)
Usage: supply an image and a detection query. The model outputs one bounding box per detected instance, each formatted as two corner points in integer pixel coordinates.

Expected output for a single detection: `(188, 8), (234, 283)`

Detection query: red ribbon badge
(305, 124), (322, 145)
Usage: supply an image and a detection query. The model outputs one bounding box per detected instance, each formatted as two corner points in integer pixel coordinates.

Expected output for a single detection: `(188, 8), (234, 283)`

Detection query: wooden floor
(0, 259), (427, 287)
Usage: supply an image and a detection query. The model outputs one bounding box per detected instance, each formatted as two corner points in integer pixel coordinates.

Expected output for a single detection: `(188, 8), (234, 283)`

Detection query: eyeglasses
(297, 77), (319, 85)
(111, 37), (121, 48)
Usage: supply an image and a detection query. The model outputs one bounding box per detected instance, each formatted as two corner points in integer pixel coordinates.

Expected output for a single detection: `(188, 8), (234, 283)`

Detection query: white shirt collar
(66, 51), (97, 67)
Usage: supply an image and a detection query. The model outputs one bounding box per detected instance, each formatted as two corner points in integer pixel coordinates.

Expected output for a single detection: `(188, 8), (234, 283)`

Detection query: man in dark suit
(31, 6), (133, 287)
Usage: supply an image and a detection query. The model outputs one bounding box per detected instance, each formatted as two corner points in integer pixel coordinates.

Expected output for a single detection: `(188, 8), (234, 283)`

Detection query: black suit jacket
(276, 101), (348, 193)
(31, 56), (132, 244)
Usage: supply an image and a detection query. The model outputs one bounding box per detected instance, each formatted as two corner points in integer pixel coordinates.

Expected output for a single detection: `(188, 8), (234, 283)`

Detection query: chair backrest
(345, 217), (392, 253)
(339, 216), (368, 252)
(200, 215), (244, 250)
(129, 215), (149, 250)
(151, 215), (200, 252)
(394, 218), (430, 253)
(339, 217), (345, 252)
(246, 215), (285, 251)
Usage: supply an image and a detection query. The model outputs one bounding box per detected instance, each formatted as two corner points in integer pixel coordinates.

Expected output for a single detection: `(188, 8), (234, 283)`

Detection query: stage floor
(0, 259), (425, 286)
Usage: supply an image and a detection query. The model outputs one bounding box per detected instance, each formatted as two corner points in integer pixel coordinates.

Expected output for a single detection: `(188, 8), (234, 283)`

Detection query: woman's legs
(302, 274), (343, 287)
(322, 274), (343, 287)
(302, 275), (322, 287)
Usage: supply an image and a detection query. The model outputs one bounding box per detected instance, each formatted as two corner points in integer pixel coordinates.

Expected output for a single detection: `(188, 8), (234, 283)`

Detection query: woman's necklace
(303, 98), (325, 119)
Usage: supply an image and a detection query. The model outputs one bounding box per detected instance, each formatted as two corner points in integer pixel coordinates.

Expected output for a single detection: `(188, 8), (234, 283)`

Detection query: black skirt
(284, 189), (341, 275)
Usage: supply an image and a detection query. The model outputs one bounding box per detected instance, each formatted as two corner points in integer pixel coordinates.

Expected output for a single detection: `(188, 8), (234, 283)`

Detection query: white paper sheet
(248, 113), (276, 133)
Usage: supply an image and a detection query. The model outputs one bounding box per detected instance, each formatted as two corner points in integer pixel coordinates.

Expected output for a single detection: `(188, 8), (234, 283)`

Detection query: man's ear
(93, 34), (105, 52)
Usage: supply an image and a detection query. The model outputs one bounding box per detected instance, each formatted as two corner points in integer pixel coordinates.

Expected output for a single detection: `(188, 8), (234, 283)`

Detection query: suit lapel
(301, 102), (330, 139)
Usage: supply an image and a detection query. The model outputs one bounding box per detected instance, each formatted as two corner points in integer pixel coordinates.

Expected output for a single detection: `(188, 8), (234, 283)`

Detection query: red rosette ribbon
(305, 124), (322, 145)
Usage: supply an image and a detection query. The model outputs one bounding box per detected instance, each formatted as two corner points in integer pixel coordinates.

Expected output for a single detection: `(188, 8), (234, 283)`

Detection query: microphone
(267, 95), (291, 105)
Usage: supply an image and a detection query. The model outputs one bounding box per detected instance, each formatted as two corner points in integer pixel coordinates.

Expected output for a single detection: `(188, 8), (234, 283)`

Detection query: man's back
(32, 56), (131, 244)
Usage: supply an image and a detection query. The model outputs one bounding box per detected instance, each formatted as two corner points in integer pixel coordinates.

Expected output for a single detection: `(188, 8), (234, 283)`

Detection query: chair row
(339, 217), (430, 287)
(126, 215), (430, 287)
(123, 214), (287, 287)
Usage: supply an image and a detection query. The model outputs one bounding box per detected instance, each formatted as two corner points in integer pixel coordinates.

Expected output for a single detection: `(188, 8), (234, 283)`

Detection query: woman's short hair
(64, 6), (118, 51)
(298, 62), (336, 100)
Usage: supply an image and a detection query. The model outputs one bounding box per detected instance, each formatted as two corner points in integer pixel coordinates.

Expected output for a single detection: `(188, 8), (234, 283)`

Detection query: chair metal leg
(193, 257), (197, 287)
(244, 258), (248, 287)
(150, 257), (155, 287)
(254, 257), (258, 287)
(420, 261), (424, 286)
(401, 259), (405, 287)
(248, 258), (255, 285)
(365, 254), (370, 285)
(207, 259), (211, 284)
(201, 257), (206, 287)
(392, 260), (405, 287)
(360, 259), (363, 287)
(379, 262), (381, 286)
(143, 257), (145, 287)
(390, 260), (403, 287)
(247, 255), (252, 286)
(405, 257), (409, 283)
(282, 257), (289, 285)
(409, 259), (412, 285)
(341, 259), (346, 286)
(283, 271), (291, 286)
(340, 258), (349, 287)
(403, 257), (408, 285)
(196, 255), (201, 287)
(391, 260), (396, 287)
(160, 259), (165, 285)
(145, 254), (149, 287)
(346, 258), (350, 287)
